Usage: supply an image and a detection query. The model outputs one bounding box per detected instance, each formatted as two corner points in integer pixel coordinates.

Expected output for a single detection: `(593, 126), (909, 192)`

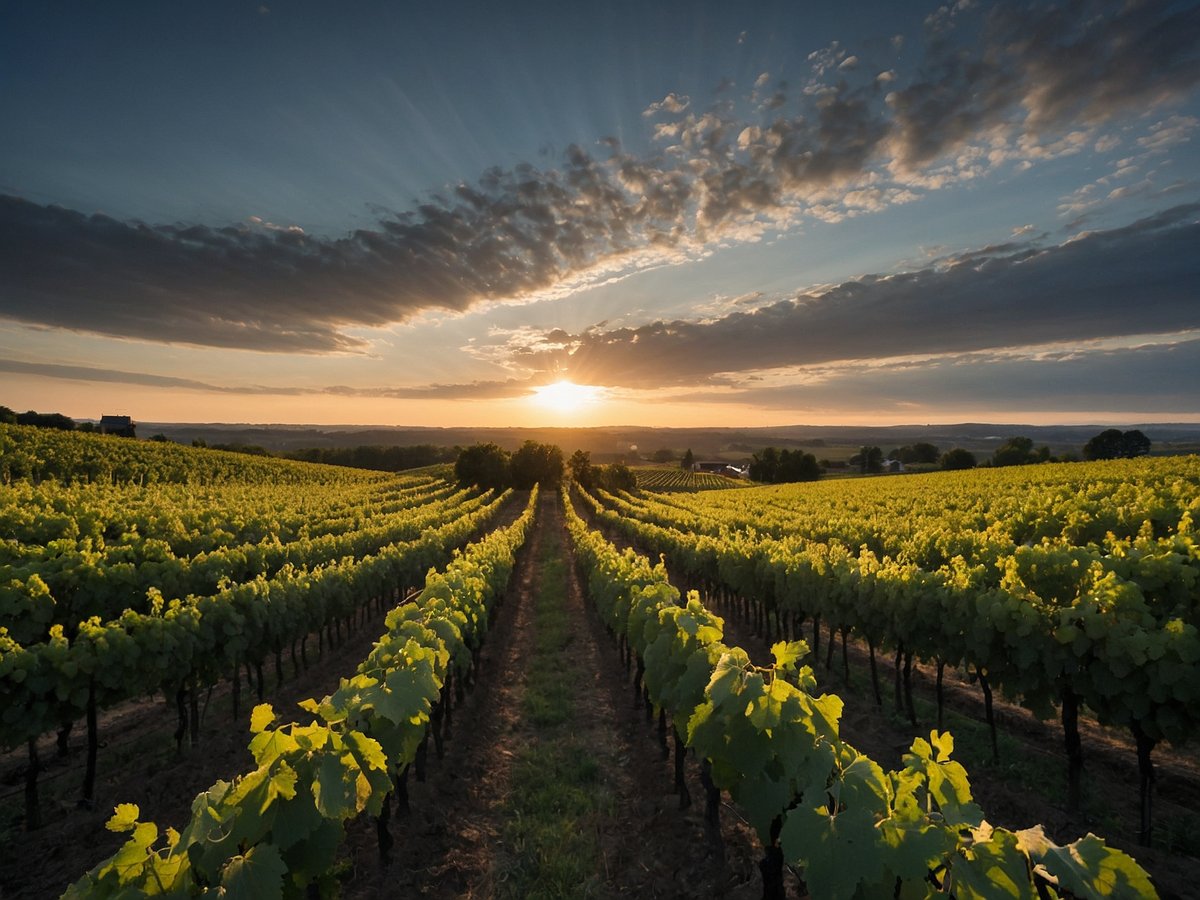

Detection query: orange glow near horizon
(529, 380), (606, 416)
(7, 374), (1200, 430)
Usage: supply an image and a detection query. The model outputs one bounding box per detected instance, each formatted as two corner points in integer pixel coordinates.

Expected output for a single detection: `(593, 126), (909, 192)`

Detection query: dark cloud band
(1, 0), (1197, 352)
(549, 206), (1200, 387)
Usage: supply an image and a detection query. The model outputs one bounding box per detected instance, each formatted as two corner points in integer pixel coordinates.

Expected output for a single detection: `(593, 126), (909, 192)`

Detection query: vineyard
(1, 423), (1196, 898)
(632, 466), (749, 492)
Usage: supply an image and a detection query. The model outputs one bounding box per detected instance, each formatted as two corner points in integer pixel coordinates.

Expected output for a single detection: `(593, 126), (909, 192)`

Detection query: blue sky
(2, 0), (1198, 426)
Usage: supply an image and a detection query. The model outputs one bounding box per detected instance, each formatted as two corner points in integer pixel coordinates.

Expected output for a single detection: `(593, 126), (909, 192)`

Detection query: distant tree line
(567, 450), (637, 492)
(284, 444), (456, 472)
(453, 442), (639, 492)
(454, 441), (566, 491)
(749, 446), (821, 483)
(1082, 428), (1151, 460)
(1, 406), (79, 431)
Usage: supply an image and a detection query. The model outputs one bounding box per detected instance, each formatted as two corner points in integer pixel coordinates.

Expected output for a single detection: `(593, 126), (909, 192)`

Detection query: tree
(681, 448), (695, 470)
(749, 446), (779, 482)
(1083, 428), (1151, 460)
(854, 445), (883, 474)
(567, 449), (595, 488)
(992, 436), (1035, 467)
(911, 442), (940, 464)
(1083, 429), (1123, 460)
(651, 448), (676, 463)
(455, 442), (511, 490)
(776, 449), (821, 483)
(510, 441), (564, 489)
(890, 442), (942, 465)
(941, 448), (977, 470)
(597, 463), (637, 491)
(749, 447), (820, 483)
(0, 406), (16, 425)
(17, 410), (76, 431)
(1121, 429), (1151, 458)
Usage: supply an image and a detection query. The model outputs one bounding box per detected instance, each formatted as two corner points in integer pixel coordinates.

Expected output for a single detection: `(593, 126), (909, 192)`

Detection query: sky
(2, 0), (1199, 428)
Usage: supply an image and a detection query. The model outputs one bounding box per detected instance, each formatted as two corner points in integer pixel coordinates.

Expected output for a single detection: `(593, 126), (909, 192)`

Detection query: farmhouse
(99, 415), (136, 437)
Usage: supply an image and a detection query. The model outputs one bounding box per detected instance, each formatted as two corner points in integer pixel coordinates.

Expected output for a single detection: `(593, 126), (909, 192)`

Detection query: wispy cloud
(1, 1), (1197, 353)
(664, 337), (1200, 416)
(0, 357), (539, 401)
(523, 205), (1200, 387)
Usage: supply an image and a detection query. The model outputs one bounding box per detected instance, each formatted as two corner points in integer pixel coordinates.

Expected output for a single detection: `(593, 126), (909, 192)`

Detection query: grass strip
(495, 523), (614, 899)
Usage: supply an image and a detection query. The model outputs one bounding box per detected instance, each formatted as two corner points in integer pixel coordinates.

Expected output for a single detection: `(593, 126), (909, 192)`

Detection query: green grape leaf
(1032, 832), (1159, 899)
(269, 790), (323, 851)
(736, 773), (791, 839)
(107, 802), (141, 833)
(376, 666), (438, 725)
(266, 759), (299, 807)
(781, 803), (885, 900)
(220, 843), (287, 900)
(312, 751), (358, 819)
(250, 703), (276, 734)
(106, 820), (158, 880)
(949, 826), (1035, 899)
(771, 640), (808, 672)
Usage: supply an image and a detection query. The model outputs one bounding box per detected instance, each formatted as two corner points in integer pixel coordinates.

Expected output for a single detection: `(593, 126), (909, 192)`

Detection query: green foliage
(567, 448), (594, 488)
(890, 442), (940, 464)
(0, 457), (509, 751)
(941, 447), (978, 469)
(1084, 428), (1152, 461)
(286, 443), (456, 472)
(993, 435), (1038, 467)
(852, 445), (884, 474)
(16, 409), (76, 431)
(596, 462), (637, 491)
(454, 441), (511, 490)
(565, 478), (1165, 898)
(510, 440), (564, 489)
(65, 490), (540, 898)
(749, 447), (821, 483)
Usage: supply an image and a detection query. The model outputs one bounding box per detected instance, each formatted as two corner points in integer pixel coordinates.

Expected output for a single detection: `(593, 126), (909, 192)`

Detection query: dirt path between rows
(340, 490), (779, 898)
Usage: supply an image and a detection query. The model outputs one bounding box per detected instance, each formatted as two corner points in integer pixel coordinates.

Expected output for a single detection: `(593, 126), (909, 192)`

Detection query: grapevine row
(582, 468), (1200, 844)
(1, 490), (509, 827)
(0, 422), (395, 486)
(562, 485), (1155, 899)
(2, 483), (483, 645)
(63, 488), (539, 898)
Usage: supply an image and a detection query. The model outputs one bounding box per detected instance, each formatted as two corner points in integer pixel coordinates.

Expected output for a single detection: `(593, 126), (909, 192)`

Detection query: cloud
(0, 143), (697, 353)
(664, 337), (1200, 416)
(2, 1), (1197, 354)
(0, 357), (539, 401)
(533, 205), (1200, 388)
(643, 92), (691, 116)
(1136, 114), (1199, 152)
(888, 1), (1200, 172)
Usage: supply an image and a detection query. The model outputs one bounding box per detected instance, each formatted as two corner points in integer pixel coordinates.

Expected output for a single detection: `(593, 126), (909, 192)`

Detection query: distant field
(631, 465), (748, 491)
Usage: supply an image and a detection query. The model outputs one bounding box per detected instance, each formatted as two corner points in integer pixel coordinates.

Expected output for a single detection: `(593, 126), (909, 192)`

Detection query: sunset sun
(531, 380), (605, 415)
